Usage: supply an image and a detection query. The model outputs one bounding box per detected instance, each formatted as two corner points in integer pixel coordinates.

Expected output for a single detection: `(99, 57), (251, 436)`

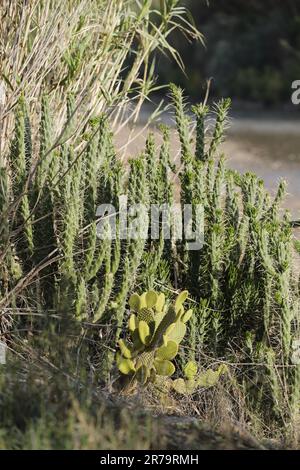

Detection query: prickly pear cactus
(116, 290), (192, 386)
(172, 362), (228, 395)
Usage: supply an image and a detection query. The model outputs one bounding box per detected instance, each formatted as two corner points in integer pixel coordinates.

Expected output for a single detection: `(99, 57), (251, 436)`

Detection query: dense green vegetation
(0, 0), (300, 449)
(1, 86), (299, 445)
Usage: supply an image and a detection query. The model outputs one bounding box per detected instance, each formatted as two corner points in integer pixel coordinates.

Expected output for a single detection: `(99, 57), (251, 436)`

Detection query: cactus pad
(197, 364), (228, 387)
(118, 358), (135, 375)
(166, 321), (186, 343)
(129, 293), (141, 311)
(136, 365), (149, 385)
(136, 350), (155, 369)
(172, 378), (197, 395)
(118, 339), (132, 359)
(128, 313), (138, 332)
(138, 320), (151, 345)
(145, 290), (158, 308)
(174, 290), (188, 312)
(155, 292), (165, 312)
(182, 309), (193, 323)
(156, 340), (178, 361)
(137, 307), (154, 324)
(184, 361), (198, 379)
(154, 359), (175, 376)
(151, 306), (177, 347)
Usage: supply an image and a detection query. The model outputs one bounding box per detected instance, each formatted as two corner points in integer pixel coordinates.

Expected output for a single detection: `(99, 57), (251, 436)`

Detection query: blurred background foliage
(155, 0), (300, 105)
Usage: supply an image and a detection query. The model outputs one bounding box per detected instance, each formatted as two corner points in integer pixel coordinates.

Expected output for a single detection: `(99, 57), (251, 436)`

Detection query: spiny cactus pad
(137, 307), (154, 324)
(136, 351), (155, 369)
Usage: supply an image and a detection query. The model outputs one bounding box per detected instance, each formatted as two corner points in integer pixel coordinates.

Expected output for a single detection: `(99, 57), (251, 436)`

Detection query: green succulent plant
(172, 362), (228, 395)
(116, 289), (192, 386)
